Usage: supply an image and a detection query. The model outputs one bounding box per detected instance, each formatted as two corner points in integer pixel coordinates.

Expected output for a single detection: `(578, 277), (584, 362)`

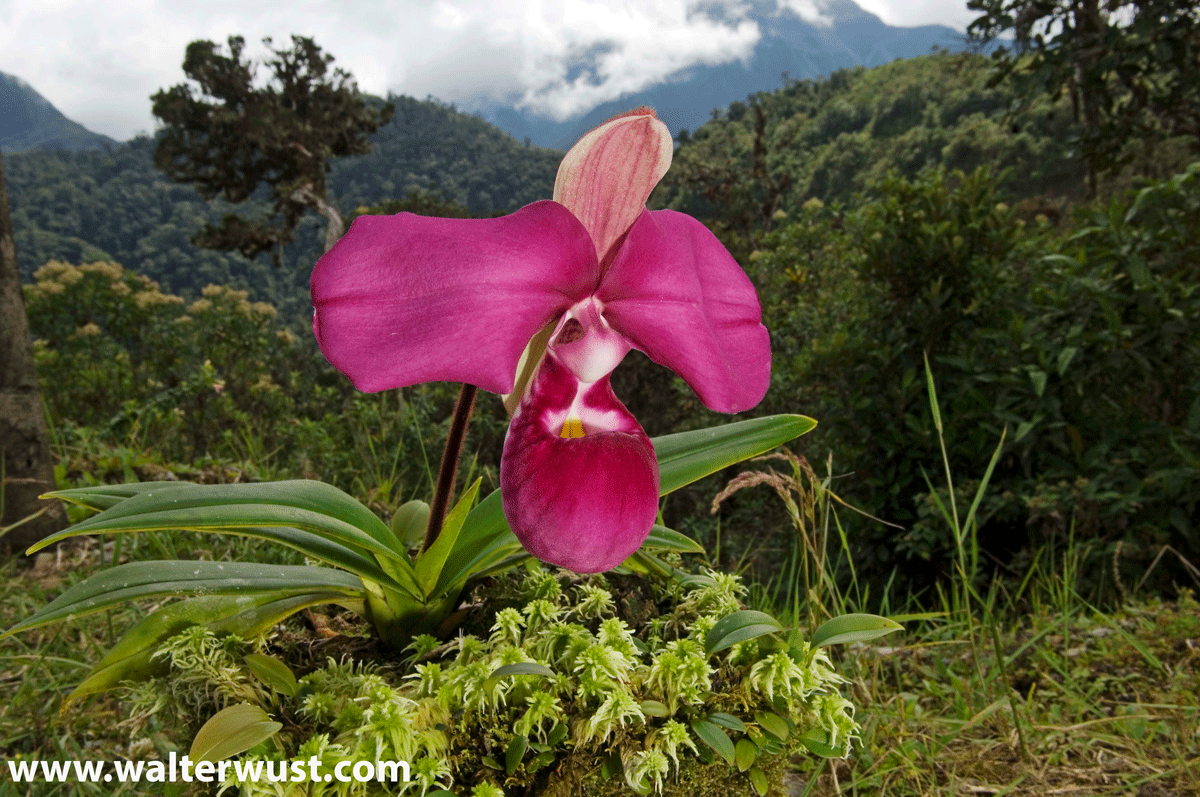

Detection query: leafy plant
(124, 566), (897, 796)
(741, 161), (1200, 603)
(4, 415), (816, 706)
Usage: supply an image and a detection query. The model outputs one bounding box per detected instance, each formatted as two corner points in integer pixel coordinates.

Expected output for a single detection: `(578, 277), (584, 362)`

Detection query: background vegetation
(9, 49), (1198, 604)
(3, 33), (1198, 796)
(6, 96), (560, 323)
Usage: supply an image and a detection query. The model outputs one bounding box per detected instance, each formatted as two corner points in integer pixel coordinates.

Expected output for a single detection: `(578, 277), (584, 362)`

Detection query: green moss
(134, 566), (856, 796)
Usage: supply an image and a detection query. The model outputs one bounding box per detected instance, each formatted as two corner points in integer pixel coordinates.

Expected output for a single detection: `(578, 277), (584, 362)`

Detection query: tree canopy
(968, 0), (1200, 190)
(151, 35), (394, 260)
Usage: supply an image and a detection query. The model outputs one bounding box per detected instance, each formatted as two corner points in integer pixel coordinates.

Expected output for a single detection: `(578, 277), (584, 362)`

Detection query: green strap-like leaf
(705, 610), (785, 656)
(641, 525), (705, 554)
(3, 561), (365, 638)
(415, 478), (481, 594)
(654, 414), (817, 495)
(468, 552), (533, 581)
(30, 483), (418, 596)
(57, 520), (403, 596)
(623, 549), (677, 579)
(36, 480), (402, 561)
(67, 591), (354, 706)
(46, 482), (185, 512)
(433, 489), (522, 596)
(810, 613), (903, 648)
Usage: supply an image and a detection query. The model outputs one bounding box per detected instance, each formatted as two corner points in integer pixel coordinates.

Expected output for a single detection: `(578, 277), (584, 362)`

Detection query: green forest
(6, 95), (562, 322)
(11, 49), (1194, 597)
(3, 13), (1199, 796)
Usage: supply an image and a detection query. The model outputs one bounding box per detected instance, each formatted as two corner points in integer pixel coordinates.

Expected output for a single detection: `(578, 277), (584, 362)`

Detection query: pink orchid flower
(311, 108), (770, 573)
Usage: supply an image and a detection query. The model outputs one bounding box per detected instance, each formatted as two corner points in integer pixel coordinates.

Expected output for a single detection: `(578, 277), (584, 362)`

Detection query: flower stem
(423, 383), (477, 553)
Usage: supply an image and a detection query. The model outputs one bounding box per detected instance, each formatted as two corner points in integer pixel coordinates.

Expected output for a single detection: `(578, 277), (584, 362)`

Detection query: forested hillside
(645, 51), (1198, 597)
(8, 52), (1091, 326)
(655, 50), (1092, 256)
(10, 49), (1198, 599)
(0, 71), (117, 153)
(6, 95), (560, 322)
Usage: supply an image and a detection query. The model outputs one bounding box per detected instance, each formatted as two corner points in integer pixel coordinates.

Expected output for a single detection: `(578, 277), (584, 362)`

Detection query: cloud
(852, 0), (978, 32)
(0, 0), (976, 140)
(776, 0), (831, 24)
(389, 0), (763, 121)
(0, 0), (419, 139)
(513, 2), (761, 120)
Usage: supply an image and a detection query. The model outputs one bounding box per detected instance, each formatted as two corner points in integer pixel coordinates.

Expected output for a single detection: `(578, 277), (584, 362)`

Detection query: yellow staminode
(559, 418), (586, 439)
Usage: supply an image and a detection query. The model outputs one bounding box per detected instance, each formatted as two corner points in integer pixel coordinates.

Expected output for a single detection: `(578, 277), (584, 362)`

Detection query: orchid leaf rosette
(312, 108), (771, 572)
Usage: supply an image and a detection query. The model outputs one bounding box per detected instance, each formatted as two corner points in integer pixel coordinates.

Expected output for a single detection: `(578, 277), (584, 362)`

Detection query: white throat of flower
(513, 297), (633, 437)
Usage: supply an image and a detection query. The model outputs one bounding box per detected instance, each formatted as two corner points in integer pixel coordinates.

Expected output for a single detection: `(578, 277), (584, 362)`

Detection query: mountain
(473, 0), (974, 148)
(0, 71), (117, 153)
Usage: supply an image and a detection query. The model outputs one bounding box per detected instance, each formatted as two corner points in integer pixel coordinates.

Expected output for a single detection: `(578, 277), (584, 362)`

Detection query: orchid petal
(553, 108), (673, 266)
(598, 209), (771, 414)
(312, 201), (598, 394)
(501, 356), (659, 573)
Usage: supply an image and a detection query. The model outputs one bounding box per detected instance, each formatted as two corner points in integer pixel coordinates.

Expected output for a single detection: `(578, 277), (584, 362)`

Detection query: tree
(968, 0), (1200, 193)
(0, 150), (65, 555)
(659, 101), (792, 261)
(151, 35), (394, 259)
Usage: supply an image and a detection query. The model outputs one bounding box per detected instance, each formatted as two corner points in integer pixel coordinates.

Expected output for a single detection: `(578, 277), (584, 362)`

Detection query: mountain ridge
(0, 71), (117, 153)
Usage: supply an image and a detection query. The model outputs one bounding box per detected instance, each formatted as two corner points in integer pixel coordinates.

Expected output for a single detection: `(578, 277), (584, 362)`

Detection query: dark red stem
(422, 383), (477, 553)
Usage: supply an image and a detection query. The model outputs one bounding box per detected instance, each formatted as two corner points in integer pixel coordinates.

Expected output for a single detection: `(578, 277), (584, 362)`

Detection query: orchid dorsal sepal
(554, 106), (674, 265)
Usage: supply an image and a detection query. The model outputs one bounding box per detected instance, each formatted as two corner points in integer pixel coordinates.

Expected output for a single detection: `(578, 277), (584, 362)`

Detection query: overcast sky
(0, 0), (980, 142)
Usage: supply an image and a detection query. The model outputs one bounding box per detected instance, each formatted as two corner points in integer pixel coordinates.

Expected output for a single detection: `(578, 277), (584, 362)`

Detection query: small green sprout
(648, 719), (698, 771)
(625, 748), (670, 794)
(405, 633), (441, 659)
(744, 651), (809, 706)
(645, 639), (713, 712)
(408, 662), (442, 698)
(411, 755), (452, 792)
(597, 617), (639, 659)
(814, 692), (858, 752)
(490, 607), (525, 646)
(522, 569), (563, 602)
(521, 598), (560, 630)
(581, 688), (644, 745)
(574, 583), (616, 619)
(513, 690), (563, 742)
